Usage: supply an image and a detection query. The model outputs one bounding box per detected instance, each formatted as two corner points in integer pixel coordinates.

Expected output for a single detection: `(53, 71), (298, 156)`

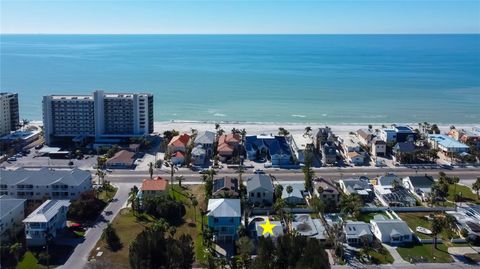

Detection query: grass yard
(397, 212), (454, 240)
(90, 184), (207, 268)
(353, 212), (390, 223)
(16, 252), (44, 269)
(97, 185), (118, 203)
(367, 248), (395, 264)
(448, 184), (479, 204)
(397, 242), (453, 263)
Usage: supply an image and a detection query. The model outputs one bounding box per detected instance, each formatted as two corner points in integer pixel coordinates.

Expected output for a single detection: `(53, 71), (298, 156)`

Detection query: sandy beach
(154, 121), (478, 137)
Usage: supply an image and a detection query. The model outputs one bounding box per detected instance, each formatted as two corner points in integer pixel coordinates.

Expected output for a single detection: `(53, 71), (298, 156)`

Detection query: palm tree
(278, 127), (290, 136)
(129, 186), (139, 215)
(286, 185), (293, 197)
(206, 168), (216, 182)
(95, 169), (106, 186)
(304, 126), (312, 136)
(148, 162), (154, 179)
(175, 175), (185, 188)
(472, 177), (480, 199)
(430, 215), (444, 249)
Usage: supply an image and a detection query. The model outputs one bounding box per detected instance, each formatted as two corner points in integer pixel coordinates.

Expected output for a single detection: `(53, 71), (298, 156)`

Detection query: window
(214, 218), (219, 223)
(257, 193), (261, 198)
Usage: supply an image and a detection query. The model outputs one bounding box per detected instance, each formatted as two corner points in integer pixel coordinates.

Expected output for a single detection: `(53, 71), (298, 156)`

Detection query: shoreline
(153, 120), (478, 137)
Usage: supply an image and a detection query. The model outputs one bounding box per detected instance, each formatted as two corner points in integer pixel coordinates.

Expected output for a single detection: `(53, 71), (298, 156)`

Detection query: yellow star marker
(260, 218), (277, 236)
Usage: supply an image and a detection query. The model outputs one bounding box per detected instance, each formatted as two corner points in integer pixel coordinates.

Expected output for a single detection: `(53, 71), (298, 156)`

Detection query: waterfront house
(428, 134), (469, 154)
(460, 128), (480, 144)
(371, 138), (386, 157)
(339, 134), (362, 153)
(392, 126), (417, 143)
(344, 221), (373, 245)
(191, 145), (207, 166)
(23, 199), (70, 246)
(370, 219), (413, 244)
(245, 134), (293, 166)
(0, 168), (92, 201)
(247, 174), (274, 205)
(0, 197), (26, 241)
(357, 129), (375, 146)
(138, 176), (168, 201)
(339, 178), (373, 202)
(346, 151), (365, 166)
(291, 134), (314, 164)
(207, 198), (241, 242)
(213, 177), (239, 198)
(167, 133), (191, 153)
(194, 130), (216, 157)
(281, 183), (306, 205)
(322, 141), (337, 165)
(402, 175), (434, 201)
(217, 133), (241, 162)
(313, 127), (334, 153)
(314, 178), (340, 207)
(106, 149), (136, 169)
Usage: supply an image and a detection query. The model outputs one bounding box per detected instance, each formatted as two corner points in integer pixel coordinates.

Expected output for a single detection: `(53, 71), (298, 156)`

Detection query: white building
(0, 92), (19, 136)
(0, 197), (26, 241)
(23, 199), (70, 246)
(379, 128), (397, 144)
(0, 168), (92, 201)
(43, 90), (153, 145)
(339, 134), (362, 153)
(428, 134), (470, 154)
(370, 219), (413, 244)
(291, 134), (314, 163)
(344, 221), (373, 245)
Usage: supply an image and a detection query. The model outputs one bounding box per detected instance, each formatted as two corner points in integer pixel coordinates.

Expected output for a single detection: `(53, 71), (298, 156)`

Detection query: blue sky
(1, 0), (479, 34)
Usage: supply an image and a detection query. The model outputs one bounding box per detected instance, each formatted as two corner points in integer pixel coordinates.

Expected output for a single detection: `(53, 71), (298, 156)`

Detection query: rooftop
(194, 131), (216, 144)
(23, 200), (70, 223)
(107, 150), (136, 165)
(247, 174), (274, 193)
(207, 199), (241, 218)
(141, 177), (168, 191)
(0, 197), (26, 220)
(370, 219), (412, 236)
(428, 134), (469, 149)
(1, 168), (91, 186)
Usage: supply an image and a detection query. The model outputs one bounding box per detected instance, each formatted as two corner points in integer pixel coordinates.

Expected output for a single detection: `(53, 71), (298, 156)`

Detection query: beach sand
(154, 121), (478, 137)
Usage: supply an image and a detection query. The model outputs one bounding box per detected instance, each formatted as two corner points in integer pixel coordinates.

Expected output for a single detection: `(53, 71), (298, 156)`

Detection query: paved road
(57, 182), (134, 269)
(332, 263), (479, 269)
(105, 167), (480, 187)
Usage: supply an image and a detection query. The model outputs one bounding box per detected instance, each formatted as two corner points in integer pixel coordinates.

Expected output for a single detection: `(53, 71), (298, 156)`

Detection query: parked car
(7, 157), (17, 162)
(254, 169), (265, 174)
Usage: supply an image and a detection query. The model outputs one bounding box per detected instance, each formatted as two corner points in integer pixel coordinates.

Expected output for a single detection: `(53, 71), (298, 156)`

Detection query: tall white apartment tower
(0, 92), (20, 136)
(43, 90), (153, 145)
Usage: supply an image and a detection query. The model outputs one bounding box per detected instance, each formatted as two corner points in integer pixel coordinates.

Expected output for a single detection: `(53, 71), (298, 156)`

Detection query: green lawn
(90, 185), (207, 268)
(397, 212), (455, 240)
(397, 243), (454, 263)
(352, 212), (390, 223)
(16, 251), (44, 269)
(448, 184), (479, 204)
(368, 248), (395, 264)
(98, 185), (118, 203)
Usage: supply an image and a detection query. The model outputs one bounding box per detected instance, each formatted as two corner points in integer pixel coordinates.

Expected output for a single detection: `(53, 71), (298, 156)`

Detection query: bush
(68, 191), (107, 221)
(460, 228), (469, 238)
(143, 196), (186, 225)
(104, 224), (122, 251)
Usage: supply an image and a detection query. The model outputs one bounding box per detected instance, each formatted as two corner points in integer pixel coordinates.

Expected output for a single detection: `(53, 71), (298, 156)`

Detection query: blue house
(207, 198), (241, 242)
(245, 134), (293, 166)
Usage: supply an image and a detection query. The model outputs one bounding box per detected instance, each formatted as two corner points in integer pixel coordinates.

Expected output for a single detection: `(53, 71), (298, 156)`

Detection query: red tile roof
(172, 151), (185, 158)
(168, 133), (191, 147)
(142, 176), (168, 191)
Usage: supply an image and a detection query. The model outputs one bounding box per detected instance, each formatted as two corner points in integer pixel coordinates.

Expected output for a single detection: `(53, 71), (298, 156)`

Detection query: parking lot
(0, 150), (98, 170)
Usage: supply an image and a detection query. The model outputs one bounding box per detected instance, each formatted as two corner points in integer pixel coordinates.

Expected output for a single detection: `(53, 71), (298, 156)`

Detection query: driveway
(57, 182), (134, 269)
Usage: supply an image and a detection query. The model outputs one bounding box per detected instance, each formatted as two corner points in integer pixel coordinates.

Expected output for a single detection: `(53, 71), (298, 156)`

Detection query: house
(379, 128), (397, 144)
(0, 168), (92, 201)
(194, 131), (216, 157)
(344, 221), (373, 245)
(371, 138), (386, 157)
(357, 129), (375, 146)
(217, 133), (241, 161)
(346, 151), (365, 166)
(291, 134), (314, 164)
(374, 174), (416, 207)
(167, 133), (191, 153)
(313, 127), (334, 152)
(0, 197), (26, 241)
(170, 151), (185, 165)
(392, 141), (417, 162)
(247, 174), (274, 205)
(447, 205), (480, 242)
(402, 175), (435, 201)
(245, 134), (293, 166)
(191, 145), (206, 166)
(23, 199), (70, 246)
(106, 150), (136, 169)
(213, 177), (239, 198)
(339, 134), (362, 153)
(460, 128), (480, 144)
(207, 199), (241, 242)
(138, 176), (168, 201)
(322, 141), (337, 165)
(291, 214), (327, 241)
(281, 183), (305, 205)
(339, 178), (373, 202)
(255, 220), (284, 240)
(392, 126), (417, 143)
(370, 219), (413, 244)
(428, 134), (469, 154)
(314, 178), (341, 207)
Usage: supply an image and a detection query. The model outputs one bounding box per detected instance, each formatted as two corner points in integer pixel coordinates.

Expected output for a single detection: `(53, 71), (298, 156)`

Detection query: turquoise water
(1, 34), (479, 124)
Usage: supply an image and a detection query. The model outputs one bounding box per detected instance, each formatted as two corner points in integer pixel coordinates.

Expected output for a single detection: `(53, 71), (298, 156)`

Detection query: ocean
(1, 34), (479, 124)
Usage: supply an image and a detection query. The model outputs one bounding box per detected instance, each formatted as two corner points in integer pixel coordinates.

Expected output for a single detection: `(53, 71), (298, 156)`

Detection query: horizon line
(1, 32), (479, 35)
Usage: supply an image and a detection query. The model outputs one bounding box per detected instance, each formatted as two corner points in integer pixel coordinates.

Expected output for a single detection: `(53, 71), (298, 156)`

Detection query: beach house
(356, 129), (375, 146)
(344, 221), (373, 245)
(247, 174), (274, 205)
(371, 138), (386, 157)
(313, 127), (334, 153)
(346, 151), (365, 166)
(138, 176), (169, 201)
(402, 175), (435, 201)
(191, 145), (207, 166)
(374, 174), (416, 207)
(194, 130), (216, 157)
(314, 178), (341, 207)
(217, 133), (241, 162)
(212, 177), (239, 198)
(291, 134), (314, 164)
(281, 183), (306, 205)
(245, 134), (293, 166)
(23, 199), (70, 246)
(339, 178), (374, 202)
(207, 198), (241, 242)
(370, 219), (413, 244)
(428, 134), (469, 154)
(167, 133), (191, 153)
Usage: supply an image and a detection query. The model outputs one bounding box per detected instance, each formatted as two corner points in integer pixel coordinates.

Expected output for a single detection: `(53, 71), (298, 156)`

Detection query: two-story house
(138, 176), (169, 202)
(23, 199), (70, 246)
(194, 131), (216, 157)
(217, 133), (241, 162)
(207, 198), (241, 242)
(314, 178), (341, 207)
(247, 174), (274, 206)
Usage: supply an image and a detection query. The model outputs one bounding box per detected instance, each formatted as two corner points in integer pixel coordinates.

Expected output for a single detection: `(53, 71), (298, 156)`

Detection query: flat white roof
(292, 134), (313, 150)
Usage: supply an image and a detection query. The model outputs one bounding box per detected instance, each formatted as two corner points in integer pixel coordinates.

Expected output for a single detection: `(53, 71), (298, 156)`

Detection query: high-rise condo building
(0, 92), (20, 136)
(43, 90), (153, 145)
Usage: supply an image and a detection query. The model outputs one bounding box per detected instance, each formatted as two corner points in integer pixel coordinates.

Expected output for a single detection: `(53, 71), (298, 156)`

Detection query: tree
(68, 190), (106, 221)
(96, 169), (106, 186)
(340, 194), (362, 219)
(274, 184), (283, 200)
(286, 185), (293, 197)
(310, 196), (325, 215)
(148, 162), (154, 179)
(142, 196), (186, 225)
(129, 186), (139, 214)
(473, 177), (480, 199)
(104, 223), (122, 251)
(236, 236), (254, 269)
(175, 175), (185, 188)
(9, 242), (22, 265)
(205, 177), (213, 200)
(278, 127), (290, 136)
(304, 126), (312, 136)
(251, 237), (275, 269)
(430, 215), (444, 249)
(191, 197), (198, 222)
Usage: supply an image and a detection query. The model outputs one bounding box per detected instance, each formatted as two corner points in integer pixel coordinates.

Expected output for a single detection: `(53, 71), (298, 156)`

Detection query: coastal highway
(105, 167), (480, 186)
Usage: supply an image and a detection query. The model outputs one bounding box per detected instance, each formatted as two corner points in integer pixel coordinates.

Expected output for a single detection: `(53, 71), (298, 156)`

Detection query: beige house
(371, 138), (386, 157)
